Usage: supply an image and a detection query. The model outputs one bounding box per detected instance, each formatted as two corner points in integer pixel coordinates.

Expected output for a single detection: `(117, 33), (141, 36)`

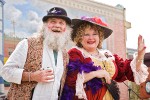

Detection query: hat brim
(72, 19), (113, 39)
(42, 15), (71, 25)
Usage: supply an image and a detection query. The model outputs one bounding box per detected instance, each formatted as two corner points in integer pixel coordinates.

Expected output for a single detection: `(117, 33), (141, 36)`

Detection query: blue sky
(4, 0), (107, 38)
(4, 0), (47, 38)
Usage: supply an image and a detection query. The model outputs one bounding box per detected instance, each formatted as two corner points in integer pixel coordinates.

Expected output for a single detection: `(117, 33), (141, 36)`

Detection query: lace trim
(73, 46), (114, 61)
(75, 72), (87, 100)
(130, 54), (148, 85)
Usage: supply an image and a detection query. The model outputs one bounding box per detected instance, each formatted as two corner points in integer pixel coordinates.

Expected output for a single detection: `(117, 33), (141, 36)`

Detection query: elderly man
(1, 7), (72, 100)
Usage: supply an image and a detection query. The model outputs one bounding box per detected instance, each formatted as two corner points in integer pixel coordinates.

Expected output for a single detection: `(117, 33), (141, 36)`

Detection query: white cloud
(15, 16), (42, 35)
(4, 0), (56, 38)
(15, 31), (31, 38)
(5, 28), (29, 38)
(27, 11), (40, 21)
(29, 0), (53, 11)
(4, 0), (27, 21)
(4, 5), (22, 21)
(4, 0), (27, 5)
(20, 10), (42, 33)
(4, 1), (44, 38)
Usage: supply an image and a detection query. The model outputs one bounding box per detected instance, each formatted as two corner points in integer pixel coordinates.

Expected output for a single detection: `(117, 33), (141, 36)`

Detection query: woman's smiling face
(81, 27), (99, 52)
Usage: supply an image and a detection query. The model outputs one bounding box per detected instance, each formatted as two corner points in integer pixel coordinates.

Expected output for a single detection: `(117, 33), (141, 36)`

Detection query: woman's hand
(95, 70), (111, 84)
(137, 35), (146, 60)
(84, 70), (111, 84)
(136, 35), (146, 71)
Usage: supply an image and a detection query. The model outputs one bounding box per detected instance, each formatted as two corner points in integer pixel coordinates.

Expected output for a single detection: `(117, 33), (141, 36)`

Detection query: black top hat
(72, 16), (113, 39)
(42, 7), (71, 25)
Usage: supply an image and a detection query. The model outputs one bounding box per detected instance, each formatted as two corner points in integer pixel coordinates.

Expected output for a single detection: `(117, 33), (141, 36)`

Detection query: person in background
(1, 7), (72, 100)
(140, 52), (150, 99)
(61, 16), (148, 100)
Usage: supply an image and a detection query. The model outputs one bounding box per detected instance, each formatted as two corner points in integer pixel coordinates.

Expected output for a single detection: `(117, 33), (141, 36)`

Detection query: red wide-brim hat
(72, 16), (113, 39)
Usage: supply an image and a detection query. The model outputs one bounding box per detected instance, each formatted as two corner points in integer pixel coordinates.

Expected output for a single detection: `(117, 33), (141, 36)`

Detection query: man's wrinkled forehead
(46, 17), (67, 23)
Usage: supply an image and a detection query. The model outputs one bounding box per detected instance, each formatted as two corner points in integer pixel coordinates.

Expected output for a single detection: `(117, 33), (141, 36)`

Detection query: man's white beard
(43, 26), (72, 50)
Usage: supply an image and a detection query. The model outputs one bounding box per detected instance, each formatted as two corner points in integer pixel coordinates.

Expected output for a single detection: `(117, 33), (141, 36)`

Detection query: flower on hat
(81, 16), (108, 27)
(43, 7), (71, 25)
(49, 7), (63, 15)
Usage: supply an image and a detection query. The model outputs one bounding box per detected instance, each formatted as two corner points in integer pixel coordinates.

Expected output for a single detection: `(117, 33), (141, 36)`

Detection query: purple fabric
(61, 85), (75, 100)
(61, 60), (103, 100)
(62, 60), (103, 98)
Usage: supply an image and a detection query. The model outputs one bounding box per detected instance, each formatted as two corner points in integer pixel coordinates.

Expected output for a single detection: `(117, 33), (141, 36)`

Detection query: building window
(8, 51), (12, 56)
(8, 49), (14, 56)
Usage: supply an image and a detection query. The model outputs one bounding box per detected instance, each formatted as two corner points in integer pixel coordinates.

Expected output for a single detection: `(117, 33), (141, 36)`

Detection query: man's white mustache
(52, 28), (61, 32)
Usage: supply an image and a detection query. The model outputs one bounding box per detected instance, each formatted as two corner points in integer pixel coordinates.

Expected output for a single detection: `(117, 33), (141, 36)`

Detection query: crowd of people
(0, 7), (149, 100)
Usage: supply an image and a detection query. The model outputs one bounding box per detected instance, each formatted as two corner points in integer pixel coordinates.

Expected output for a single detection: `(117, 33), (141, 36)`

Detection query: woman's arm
(114, 35), (148, 84)
(136, 35), (146, 71)
(84, 70), (111, 84)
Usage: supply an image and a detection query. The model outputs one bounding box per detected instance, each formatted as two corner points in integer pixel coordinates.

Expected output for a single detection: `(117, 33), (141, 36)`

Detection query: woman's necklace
(83, 48), (101, 59)
(91, 52), (101, 58)
(90, 52), (99, 57)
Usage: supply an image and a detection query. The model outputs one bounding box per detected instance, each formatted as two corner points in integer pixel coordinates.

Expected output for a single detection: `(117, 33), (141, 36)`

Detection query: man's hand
(31, 69), (54, 82)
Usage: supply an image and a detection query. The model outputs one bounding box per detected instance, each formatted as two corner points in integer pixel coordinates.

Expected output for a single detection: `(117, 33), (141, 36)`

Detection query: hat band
(48, 9), (67, 16)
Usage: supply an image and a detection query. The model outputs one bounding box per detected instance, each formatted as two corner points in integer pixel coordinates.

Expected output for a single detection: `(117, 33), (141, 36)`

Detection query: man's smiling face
(46, 18), (67, 34)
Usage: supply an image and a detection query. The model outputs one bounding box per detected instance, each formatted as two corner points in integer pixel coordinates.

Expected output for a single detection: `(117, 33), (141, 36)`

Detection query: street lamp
(11, 20), (16, 48)
(11, 20), (15, 37)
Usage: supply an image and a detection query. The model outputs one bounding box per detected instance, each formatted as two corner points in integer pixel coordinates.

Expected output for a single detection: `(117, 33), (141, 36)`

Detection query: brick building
(4, 35), (22, 63)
